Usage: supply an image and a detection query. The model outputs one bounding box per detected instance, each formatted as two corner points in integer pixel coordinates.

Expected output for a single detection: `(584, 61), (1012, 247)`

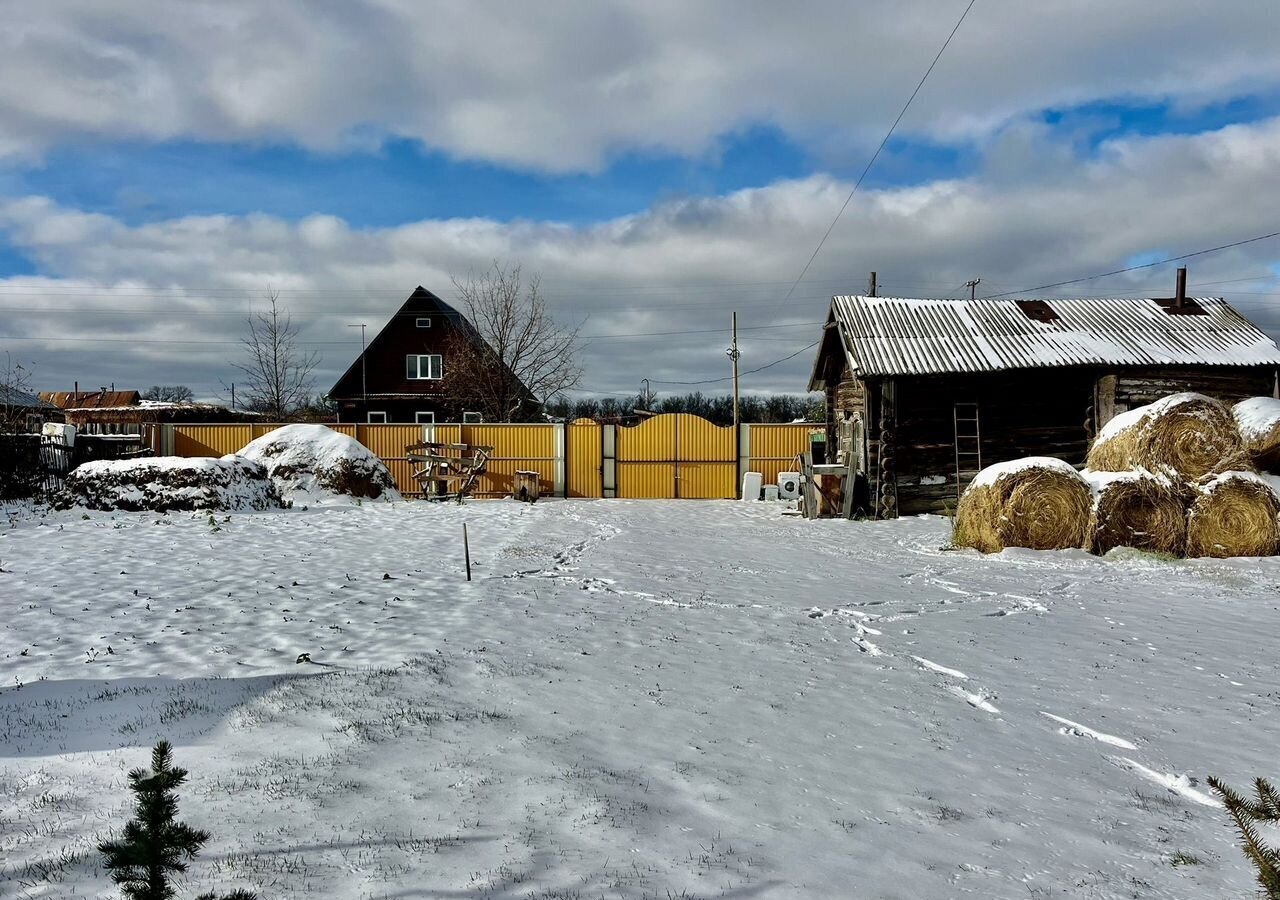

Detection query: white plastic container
(741, 471), (764, 501)
(762, 484), (780, 501)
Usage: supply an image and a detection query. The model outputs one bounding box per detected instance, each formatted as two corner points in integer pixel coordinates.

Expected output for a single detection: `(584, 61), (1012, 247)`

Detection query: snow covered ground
(1, 499), (1277, 899)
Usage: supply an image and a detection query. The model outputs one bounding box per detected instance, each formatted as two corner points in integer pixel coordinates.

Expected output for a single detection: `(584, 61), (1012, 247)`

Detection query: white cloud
(1, 117), (1279, 398)
(0, 1), (1277, 171)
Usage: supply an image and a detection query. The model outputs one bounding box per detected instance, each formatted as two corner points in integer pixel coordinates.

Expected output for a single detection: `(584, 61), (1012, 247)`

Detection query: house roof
(329, 285), (481, 398)
(810, 295), (1280, 386)
(1, 384), (59, 411)
(40, 390), (141, 409)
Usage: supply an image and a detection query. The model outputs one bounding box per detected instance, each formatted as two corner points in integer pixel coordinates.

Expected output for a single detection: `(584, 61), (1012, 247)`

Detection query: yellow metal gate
(614, 413), (737, 499)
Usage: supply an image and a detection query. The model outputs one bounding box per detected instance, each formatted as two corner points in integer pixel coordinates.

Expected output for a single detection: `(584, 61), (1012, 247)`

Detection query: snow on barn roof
(816, 295), (1280, 380)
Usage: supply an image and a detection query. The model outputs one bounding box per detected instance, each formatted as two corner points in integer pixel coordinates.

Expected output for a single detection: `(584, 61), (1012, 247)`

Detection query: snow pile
(238, 424), (400, 504)
(58, 455), (281, 512)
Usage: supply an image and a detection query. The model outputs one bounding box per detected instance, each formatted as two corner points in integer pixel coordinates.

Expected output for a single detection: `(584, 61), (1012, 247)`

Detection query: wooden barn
(808, 287), (1280, 518)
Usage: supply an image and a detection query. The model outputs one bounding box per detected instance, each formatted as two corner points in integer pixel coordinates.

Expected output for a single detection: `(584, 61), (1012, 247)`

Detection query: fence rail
(153, 416), (816, 500)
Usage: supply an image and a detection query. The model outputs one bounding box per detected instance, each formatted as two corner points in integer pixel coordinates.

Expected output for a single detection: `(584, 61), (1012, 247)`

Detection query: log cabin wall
(1099, 366), (1276, 427)
(890, 370), (1095, 516)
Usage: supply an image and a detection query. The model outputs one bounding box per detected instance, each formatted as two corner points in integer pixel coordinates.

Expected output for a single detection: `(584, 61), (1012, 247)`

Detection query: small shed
(808, 292), (1280, 518)
(1, 385), (64, 432)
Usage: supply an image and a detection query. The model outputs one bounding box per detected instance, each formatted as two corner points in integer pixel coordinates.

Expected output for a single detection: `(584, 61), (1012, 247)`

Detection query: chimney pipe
(74, 380), (78, 395)
(1175, 267), (1187, 309)
(868, 271), (877, 297)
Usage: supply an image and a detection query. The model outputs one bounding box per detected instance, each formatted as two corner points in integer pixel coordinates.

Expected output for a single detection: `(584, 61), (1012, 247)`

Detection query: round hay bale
(1087, 392), (1248, 480)
(1185, 471), (1280, 558)
(1083, 469), (1186, 557)
(1232, 397), (1280, 470)
(953, 457), (1092, 554)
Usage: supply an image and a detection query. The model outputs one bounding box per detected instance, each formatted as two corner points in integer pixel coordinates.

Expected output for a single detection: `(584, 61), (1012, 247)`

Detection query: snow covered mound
(238, 424), (401, 504)
(58, 455), (282, 512)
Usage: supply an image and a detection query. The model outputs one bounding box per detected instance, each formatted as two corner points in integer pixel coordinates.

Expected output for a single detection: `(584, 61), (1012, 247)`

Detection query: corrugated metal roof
(826, 295), (1280, 378)
(0, 385), (58, 410)
(40, 390), (140, 409)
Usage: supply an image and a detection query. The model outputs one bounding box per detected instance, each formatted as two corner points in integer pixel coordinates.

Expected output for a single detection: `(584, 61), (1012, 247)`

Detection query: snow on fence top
(825, 295), (1280, 377)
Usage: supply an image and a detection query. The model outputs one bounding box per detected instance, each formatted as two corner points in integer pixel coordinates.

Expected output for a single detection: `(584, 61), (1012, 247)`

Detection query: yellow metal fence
(156, 416), (814, 499)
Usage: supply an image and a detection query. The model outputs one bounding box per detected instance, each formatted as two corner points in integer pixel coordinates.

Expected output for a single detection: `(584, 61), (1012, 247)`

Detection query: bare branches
(228, 290), (318, 421)
(445, 262), (582, 422)
(0, 352), (35, 434)
(141, 385), (195, 403)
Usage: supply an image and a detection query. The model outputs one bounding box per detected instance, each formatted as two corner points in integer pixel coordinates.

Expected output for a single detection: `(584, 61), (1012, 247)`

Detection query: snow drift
(59, 456), (282, 512)
(238, 424), (401, 504)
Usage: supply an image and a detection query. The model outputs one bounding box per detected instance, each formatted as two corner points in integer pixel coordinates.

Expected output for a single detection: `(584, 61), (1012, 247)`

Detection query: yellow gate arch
(615, 413), (737, 499)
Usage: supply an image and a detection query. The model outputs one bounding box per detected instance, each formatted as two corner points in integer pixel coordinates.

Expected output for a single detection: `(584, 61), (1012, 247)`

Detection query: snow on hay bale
(1232, 396), (1280, 470)
(953, 457), (1092, 554)
(1083, 469), (1186, 557)
(1185, 471), (1280, 559)
(1086, 392), (1247, 480)
(59, 456), (281, 512)
(238, 424), (400, 503)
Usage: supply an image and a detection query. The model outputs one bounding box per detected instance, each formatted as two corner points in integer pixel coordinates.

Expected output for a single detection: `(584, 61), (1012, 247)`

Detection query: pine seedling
(98, 741), (257, 900)
(1207, 775), (1280, 898)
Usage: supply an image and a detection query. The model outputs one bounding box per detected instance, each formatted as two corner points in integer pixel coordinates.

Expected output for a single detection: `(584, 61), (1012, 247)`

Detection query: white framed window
(414, 411), (435, 424)
(367, 411), (387, 423)
(462, 411), (483, 424)
(406, 354), (442, 380)
(415, 317), (431, 328)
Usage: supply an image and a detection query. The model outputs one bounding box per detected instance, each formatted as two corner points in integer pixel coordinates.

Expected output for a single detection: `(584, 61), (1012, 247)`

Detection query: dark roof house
(809, 289), (1280, 518)
(329, 286), (534, 424)
(1, 385), (64, 431)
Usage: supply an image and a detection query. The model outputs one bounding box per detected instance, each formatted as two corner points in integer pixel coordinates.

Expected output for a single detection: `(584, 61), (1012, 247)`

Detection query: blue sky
(0, 0), (1277, 396)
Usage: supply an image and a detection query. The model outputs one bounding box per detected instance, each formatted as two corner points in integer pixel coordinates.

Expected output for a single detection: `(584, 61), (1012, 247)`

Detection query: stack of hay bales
(955, 391), (1280, 558)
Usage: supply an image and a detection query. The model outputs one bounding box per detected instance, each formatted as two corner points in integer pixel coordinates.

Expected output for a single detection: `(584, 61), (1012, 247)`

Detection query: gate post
(737, 423), (750, 499)
(554, 422), (566, 498)
(602, 424), (617, 498)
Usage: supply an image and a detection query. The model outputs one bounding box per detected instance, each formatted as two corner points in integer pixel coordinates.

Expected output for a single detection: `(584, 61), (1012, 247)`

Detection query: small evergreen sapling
(1207, 775), (1280, 898)
(98, 740), (257, 900)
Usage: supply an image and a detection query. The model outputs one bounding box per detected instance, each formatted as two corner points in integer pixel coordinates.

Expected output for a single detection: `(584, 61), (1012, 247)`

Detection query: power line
(781, 0), (977, 305)
(650, 340), (820, 386)
(980, 230), (1280, 299)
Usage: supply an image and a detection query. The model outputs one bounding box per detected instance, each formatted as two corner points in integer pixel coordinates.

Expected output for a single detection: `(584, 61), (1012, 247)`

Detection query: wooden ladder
(953, 402), (982, 502)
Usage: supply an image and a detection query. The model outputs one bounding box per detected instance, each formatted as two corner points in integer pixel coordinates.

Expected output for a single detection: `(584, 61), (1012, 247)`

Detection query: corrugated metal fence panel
(747, 423), (813, 486)
(617, 415), (675, 461)
(567, 420), (602, 498)
(461, 424), (557, 497)
(676, 414), (736, 462)
(356, 425), (425, 461)
(678, 462), (735, 499)
(617, 463), (676, 499)
(172, 425), (254, 457)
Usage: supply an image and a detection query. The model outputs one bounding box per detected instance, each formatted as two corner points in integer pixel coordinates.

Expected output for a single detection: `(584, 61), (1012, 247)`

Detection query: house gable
(329, 286), (483, 401)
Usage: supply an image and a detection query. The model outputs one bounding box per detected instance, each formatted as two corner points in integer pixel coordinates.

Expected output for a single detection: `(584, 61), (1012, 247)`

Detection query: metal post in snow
(463, 523), (472, 581)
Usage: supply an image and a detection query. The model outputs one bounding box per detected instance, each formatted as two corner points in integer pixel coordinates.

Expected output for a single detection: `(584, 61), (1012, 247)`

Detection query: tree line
(544, 392), (822, 425)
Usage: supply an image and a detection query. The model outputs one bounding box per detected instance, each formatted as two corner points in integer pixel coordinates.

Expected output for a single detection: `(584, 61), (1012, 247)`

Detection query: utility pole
(868, 271), (877, 297)
(230, 383), (236, 410)
(727, 312), (741, 428)
(965, 278), (981, 300)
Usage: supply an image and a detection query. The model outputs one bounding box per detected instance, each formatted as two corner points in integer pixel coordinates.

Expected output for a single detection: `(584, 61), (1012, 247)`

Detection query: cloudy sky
(2, 0), (1279, 401)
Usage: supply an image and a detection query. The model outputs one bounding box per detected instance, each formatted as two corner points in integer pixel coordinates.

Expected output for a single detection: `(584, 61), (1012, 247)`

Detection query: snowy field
(1, 499), (1277, 899)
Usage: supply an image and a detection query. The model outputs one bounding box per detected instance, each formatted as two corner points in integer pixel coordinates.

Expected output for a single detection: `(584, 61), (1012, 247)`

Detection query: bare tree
(0, 352), (36, 433)
(229, 291), (318, 421)
(445, 263), (582, 422)
(141, 385), (195, 403)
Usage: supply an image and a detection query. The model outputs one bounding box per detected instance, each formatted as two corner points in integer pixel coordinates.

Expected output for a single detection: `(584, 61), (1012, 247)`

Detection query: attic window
(1015, 300), (1060, 323)
(1153, 298), (1208, 316)
(416, 317), (431, 328)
